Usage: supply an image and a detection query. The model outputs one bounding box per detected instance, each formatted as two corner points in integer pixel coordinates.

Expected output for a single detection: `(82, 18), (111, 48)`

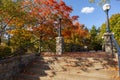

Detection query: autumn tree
(0, 0), (28, 45)
(63, 21), (89, 52)
(0, 0), (40, 55)
(0, 0), (85, 53)
(21, 0), (76, 52)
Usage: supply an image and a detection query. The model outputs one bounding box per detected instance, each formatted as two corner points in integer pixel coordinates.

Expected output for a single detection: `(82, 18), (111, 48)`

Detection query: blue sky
(63, 0), (120, 29)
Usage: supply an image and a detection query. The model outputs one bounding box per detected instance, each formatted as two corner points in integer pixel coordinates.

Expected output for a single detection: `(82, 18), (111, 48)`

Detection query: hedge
(0, 45), (12, 59)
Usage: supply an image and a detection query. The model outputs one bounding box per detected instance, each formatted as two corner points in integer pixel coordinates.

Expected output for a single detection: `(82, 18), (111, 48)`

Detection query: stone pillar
(56, 37), (64, 55)
(103, 32), (113, 54)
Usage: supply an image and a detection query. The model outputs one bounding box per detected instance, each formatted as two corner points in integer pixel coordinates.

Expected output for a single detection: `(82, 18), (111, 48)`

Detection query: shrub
(0, 45), (12, 59)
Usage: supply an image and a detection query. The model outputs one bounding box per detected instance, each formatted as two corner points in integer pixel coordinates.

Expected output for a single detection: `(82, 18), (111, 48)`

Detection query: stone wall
(0, 54), (36, 80)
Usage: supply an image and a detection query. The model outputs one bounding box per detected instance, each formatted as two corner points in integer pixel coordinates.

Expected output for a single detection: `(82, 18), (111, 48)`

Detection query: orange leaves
(59, 0), (72, 12)
(34, 0), (39, 3)
(62, 30), (71, 38)
(21, 0), (74, 40)
(72, 16), (79, 21)
(59, 1), (65, 6)
(32, 24), (56, 40)
(48, 0), (56, 6)
(23, 0), (30, 5)
(45, 1), (49, 5)
(63, 21), (89, 43)
(73, 22), (88, 38)
(20, 0), (77, 41)
(54, 4), (59, 10)
(33, 25), (44, 31)
(55, 0), (72, 18)
(23, 0), (73, 24)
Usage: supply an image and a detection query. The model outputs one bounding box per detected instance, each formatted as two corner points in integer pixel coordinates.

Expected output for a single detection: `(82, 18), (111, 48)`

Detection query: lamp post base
(56, 37), (64, 55)
(103, 32), (114, 54)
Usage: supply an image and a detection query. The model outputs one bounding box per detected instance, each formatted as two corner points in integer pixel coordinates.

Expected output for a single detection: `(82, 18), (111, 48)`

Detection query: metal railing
(111, 34), (120, 76)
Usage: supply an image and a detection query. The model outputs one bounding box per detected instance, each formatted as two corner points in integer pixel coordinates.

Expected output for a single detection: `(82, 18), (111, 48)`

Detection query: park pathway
(15, 54), (117, 80)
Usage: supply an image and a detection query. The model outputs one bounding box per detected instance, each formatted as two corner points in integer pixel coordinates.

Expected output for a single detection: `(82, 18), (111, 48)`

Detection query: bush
(0, 45), (12, 59)
(12, 46), (27, 56)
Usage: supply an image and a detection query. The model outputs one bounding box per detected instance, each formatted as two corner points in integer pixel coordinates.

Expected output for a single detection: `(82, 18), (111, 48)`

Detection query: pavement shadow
(75, 57), (117, 72)
(102, 58), (117, 68)
(14, 56), (51, 80)
(76, 58), (94, 72)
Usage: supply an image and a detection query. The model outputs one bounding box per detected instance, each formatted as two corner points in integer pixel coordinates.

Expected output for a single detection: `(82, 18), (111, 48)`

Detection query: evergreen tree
(89, 25), (102, 51)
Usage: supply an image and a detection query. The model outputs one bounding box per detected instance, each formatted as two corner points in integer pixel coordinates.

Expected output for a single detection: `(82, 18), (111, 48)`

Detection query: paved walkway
(15, 56), (118, 80)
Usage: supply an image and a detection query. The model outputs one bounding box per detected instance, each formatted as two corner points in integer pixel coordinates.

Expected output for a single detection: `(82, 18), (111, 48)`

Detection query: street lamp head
(53, 21), (58, 24)
(103, 4), (111, 11)
(58, 15), (62, 20)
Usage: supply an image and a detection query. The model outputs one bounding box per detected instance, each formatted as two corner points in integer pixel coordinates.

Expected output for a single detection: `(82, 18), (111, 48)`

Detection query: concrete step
(52, 75), (112, 80)
(40, 72), (113, 80)
(15, 56), (117, 80)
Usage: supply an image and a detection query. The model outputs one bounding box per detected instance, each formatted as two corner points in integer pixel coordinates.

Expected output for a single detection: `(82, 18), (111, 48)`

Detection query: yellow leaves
(9, 29), (31, 35)
(8, 17), (25, 28)
(106, 67), (120, 80)
(109, 67), (119, 71)
(11, 29), (33, 42)
(8, 30), (18, 35)
(111, 75), (120, 80)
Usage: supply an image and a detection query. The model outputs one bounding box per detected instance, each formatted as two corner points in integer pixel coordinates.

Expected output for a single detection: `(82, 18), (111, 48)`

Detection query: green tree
(99, 13), (120, 44)
(110, 14), (120, 43)
(90, 25), (97, 37)
(89, 25), (102, 51)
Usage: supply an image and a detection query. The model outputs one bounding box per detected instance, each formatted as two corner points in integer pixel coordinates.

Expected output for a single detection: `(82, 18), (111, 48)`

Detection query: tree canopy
(0, 0), (90, 53)
(99, 13), (120, 44)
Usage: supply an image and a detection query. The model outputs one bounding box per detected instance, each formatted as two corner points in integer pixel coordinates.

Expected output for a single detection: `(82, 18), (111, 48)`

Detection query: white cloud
(81, 7), (95, 14)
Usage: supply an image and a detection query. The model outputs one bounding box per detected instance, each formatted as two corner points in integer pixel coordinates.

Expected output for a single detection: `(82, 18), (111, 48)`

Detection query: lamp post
(55, 16), (64, 55)
(103, 4), (111, 33)
(103, 4), (115, 57)
(103, 4), (114, 56)
(58, 18), (62, 37)
(102, 4), (114, 56)
(103, 4), (120, 76)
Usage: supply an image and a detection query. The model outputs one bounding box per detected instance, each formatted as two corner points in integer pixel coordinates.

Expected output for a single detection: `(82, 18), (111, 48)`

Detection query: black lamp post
(103, 4), (114, 56)
(103, 4), (111, 33)
(58, 17), (62, 37)
(103, 4), (120, 76)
